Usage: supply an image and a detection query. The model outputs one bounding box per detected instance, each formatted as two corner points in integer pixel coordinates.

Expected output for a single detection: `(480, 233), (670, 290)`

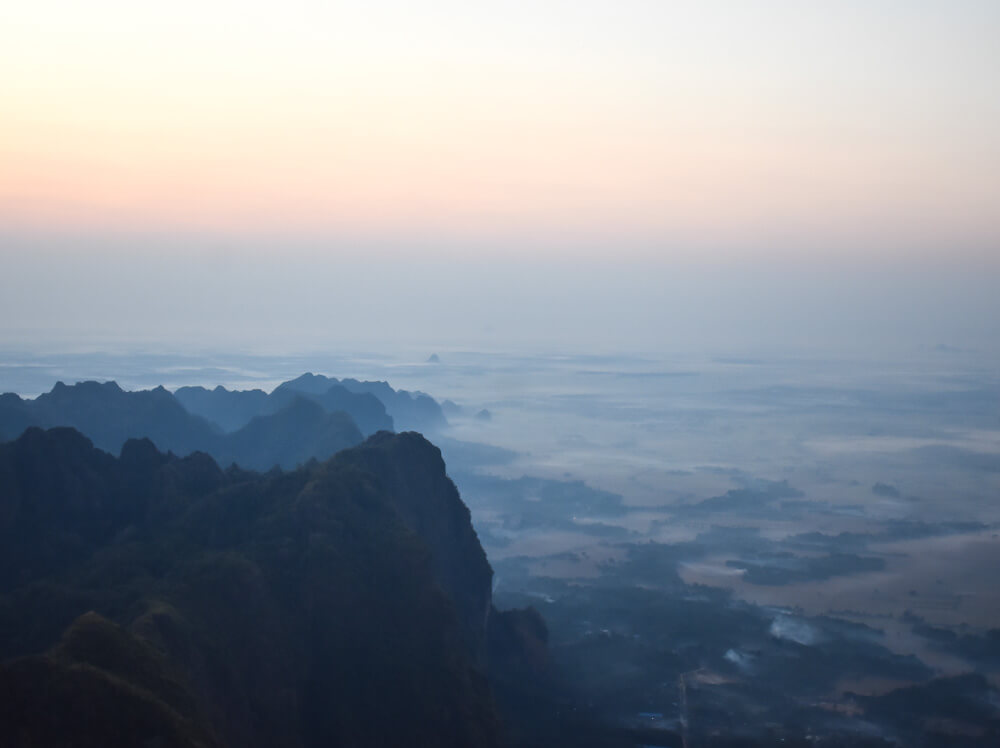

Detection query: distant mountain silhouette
(0, 381), (365, 471)
(174, 372), (448, 435)
(176, 378), (394, 436)
(172, 384), (270, 432)
(337, 376), (448, 431)
(0, 426), (503, 747)
(214, 396), (362, 471)
(269, 378), (393, 435)
(441, 399), (464, 417)
(271, 372), (446, 432)
(0, 381), (219, 456)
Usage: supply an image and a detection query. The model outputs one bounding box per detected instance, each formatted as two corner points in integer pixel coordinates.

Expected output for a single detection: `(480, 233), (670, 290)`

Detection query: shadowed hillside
(0, 426), (502, 748)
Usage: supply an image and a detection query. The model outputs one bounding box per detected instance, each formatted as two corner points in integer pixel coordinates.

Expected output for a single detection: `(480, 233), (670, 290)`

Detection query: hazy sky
(2, 2), (998, 353)
(3, 1), (999, 257)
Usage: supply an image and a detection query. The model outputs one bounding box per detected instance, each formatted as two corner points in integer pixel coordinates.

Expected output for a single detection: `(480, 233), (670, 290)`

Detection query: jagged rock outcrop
(0, 427), (502, 748)
(336, 431), (494, 661)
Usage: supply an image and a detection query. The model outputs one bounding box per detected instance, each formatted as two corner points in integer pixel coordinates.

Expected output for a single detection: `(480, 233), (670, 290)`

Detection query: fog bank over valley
(2, 340), (998, 744)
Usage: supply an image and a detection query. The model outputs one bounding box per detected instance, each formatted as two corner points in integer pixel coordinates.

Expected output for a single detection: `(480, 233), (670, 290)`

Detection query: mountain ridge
(0, 425), (503, 747)
(0, 382), (364, 472)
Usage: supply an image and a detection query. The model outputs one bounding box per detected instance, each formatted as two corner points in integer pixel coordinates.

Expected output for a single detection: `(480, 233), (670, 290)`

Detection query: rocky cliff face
(0, 427), (502, 748)
(336, 430), (494, 662)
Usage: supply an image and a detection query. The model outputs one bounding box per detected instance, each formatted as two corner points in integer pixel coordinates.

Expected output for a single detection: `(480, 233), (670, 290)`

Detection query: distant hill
(337, 375), (448, 432)
(176, 377), (395, 436)
(174, 372), (447, 436)
(0, 426), (502, 748)
(277, 372), (447, 432)
(213, 396), (362, 471)
(269, 378), (393, 435)
(0, 381), (364, 471)
(171, 384), (269, 432)
(0, 372), (450, 470)
(0, 380), (219, 456)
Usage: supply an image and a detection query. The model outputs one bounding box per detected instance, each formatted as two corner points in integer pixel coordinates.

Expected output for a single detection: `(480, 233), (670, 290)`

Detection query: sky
(1, 2), (998, 352)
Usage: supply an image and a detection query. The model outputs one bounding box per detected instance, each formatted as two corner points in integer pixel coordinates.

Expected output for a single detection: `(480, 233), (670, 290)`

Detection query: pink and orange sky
(2, 1), (999, 261)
